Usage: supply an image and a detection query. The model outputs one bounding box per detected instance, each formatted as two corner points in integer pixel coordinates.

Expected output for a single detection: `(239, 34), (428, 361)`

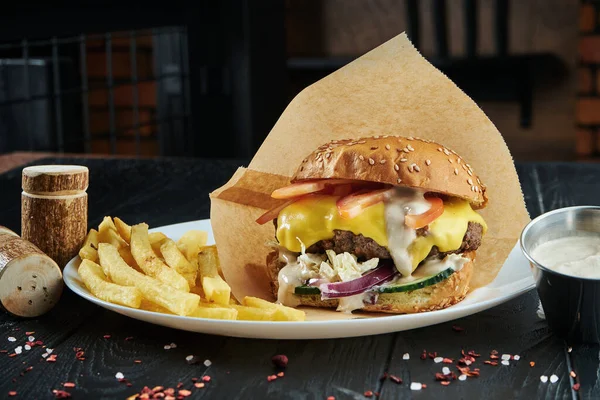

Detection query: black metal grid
(0, 26), (191, 157)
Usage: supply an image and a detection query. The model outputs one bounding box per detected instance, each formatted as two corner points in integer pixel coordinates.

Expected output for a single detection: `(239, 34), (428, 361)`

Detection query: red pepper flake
(570, 371), (577, 378)
(442, 358), (454, 364)
(134, 360), (142, 364)
(47, 354), (57, 363)
(267, 375), (277, 382)
(484, 361), (498, 366)
(25, 331), (35, 335)
(364, 390), (374, 397)
(457, 366), (480, 377)
(467, 350), (480, 358)
(440, 381), (451, 386)
(75, 351), (85, 361)
(194, 382), (205, 388)
(490, 350), (498, 355)
(178, 390), (192, 397)
(573, 383), (580, 391)
(125, 336), (134, 341)
(422, 384), (427, 389)
(389, 375), (402, 384)
(24, 366), (33, 373)
(8, 391), (17, 397)
(435, 373), (450, 381)
(452, 325), (464, 332)
(52, 390), (72, 398)
(191, 378), (198, 382)
(271, 354), (288, 368)
(379, 372), (388, 382)
(164, 388), (175, 395)
(0, 350), (7, 353)
(63, 383), (75, 388)
(103, 335), (111, 339)
(35, 341), (44, 346)
(490, 354), (499, 360)
(327, 397), (335, 400)
(529, 361), (535, 367)
(277, 372), (284, 377)
(176, 382), (183, 389)
(8, 353), (16, 358)
(428, 352), (438, 359)
(202, 376), (211, 382)
(420, 350), (427, 360)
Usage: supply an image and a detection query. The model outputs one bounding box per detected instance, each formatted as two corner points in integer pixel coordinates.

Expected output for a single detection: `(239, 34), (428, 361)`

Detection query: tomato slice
(270, 179), (362, 199)
(336, 188), (394, 219)
(255, 197), (301, 225)
(404, 196), (444, 229)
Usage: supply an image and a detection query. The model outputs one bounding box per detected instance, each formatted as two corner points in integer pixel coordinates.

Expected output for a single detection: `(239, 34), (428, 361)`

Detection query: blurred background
(0, 0), (588, 164)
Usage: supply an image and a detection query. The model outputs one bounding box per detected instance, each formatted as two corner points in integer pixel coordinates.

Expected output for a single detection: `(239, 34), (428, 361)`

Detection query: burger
(255, 135), (488, 314)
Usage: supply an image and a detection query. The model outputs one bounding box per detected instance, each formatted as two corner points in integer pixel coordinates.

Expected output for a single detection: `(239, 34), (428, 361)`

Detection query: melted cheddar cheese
(275, 194), (487, 270)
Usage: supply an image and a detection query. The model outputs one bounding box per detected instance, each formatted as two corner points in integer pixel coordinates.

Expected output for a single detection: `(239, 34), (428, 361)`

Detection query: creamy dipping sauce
(531, 236), (600, 279)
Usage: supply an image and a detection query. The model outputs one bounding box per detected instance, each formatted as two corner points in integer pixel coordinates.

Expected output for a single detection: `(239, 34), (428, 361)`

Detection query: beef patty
(305, 222), (483, 261)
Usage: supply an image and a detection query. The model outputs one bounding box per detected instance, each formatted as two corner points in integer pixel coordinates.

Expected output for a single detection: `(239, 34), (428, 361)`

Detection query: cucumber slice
(293, 267), (454, 295)
(376, 267), (454, 293)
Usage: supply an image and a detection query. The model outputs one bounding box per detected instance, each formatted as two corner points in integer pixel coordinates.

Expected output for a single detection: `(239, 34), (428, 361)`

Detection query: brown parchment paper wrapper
(210, 32), (530, 318)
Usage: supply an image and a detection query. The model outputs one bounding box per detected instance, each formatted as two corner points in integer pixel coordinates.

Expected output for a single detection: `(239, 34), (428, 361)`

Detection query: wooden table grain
(0, 157), (593, 399)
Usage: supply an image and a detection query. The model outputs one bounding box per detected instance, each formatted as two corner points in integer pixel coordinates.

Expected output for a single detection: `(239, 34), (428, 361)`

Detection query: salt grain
(115, 372), (124, 380)
(458, 374), (467, 381)
(442, 367), (450, 375)
(501, 354), (511, 360)
(204, 359), (212, 367)
(42, 353), (48, 358)
(164, 345), (171, 350)
(433, 357), (444, 363)
(24, 345), (31, 351)
(403, 353), (410, 360)
(170, 343), (177, 348)
(14, 346), (22, 355)
(540, 375), (548, 383)
(513, 355), (520, 361)
(27, 336), (35, 342)
(410, 382), (422, 391)
(550, 375), (559, 383)
(568, 347), (572, 353)
(7, 337), (16, 342)
(501, 360), (509, 366)
(46, 349), (53, 354)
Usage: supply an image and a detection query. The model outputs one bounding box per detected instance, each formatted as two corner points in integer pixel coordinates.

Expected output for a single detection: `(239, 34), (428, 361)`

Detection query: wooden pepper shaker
(0, 226), (63, 317)
(21, 165), (89, 268)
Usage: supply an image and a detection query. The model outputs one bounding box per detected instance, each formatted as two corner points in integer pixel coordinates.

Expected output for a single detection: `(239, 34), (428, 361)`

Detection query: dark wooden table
(0, 156), (596, 399)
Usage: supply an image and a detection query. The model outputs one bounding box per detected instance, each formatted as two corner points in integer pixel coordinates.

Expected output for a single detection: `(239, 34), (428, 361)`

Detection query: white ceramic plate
(63, 219), (535, 340)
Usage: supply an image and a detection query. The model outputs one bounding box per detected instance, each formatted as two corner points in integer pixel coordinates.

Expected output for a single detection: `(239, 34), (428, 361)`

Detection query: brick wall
(577, 2), (600, 157)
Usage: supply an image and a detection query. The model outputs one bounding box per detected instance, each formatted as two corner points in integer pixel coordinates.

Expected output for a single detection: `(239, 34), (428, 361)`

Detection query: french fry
(149, 232), (167, 256)
(98, 216), (118, 234)
(98, 226), (128, 249)
(130, 223), (189, 292)
(160, 238), (197, 288)
(98, 243), (200, 316)
(243, 296), (306, 321)
(78, 229), (99, 262)
(190, 306), (237, 320)
(78, 259), (142, 308)
(197, 245), (230, 305)
(202, 276), (231, 305)
(176, 230), (208, 262)
(114, 217), (132, 243)
(139, 299), (172, 314)
(230, 304), (277, 321)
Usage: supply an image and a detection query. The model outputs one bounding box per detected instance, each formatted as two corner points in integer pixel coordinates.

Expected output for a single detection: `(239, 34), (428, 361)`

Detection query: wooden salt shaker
(0, 226), (63, 317)
(21, 165), (89, 268)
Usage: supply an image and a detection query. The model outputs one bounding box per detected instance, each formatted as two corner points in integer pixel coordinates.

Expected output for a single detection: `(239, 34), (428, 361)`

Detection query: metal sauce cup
(520, 206), (600, 344)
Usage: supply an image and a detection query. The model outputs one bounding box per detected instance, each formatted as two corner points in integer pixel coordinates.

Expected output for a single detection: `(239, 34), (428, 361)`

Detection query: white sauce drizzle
(384, 188), (431, 276)
(531, 236), (600, 279)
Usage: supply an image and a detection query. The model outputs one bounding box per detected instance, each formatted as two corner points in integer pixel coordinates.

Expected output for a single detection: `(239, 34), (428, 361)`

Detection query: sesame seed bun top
(291, 135), (488, 209)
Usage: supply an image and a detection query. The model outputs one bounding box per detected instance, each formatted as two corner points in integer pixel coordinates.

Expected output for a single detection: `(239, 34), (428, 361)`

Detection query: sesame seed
(467, 170), (473, 176)
(326, 153), (332, 159)
(394, 164), (399, 171)
(358, 140), (366, 144)
(407, 144), (414, 151)
(467, 178), (473, 185)
(368, 158), (375, 165)
(448, 159), (453, 163)
(397, 178), (402, 183)
(456, 158), (461, 164)
(403, 148), (410, 153)
(458, 374), (467, 381)
(359, 155), (365, 161)
(380, 159), (386, 164)
(373, 135), (380, 139)
(454, 168), (458, 175)
(414, 165), (421, 172)
(425, 159), (431, 166)
(550, 375), (559, 383)
(408, 164), (414, 172)
(474, 186), (479, 193)
(466, 163), (471, 168)
(471, 186), (476, 192)
(407, 137), (414, 140)
(443, 149), (450, 155)
(385, 144), (391, 150)
(403, 353), (410, 360)
(370, 146), (378, 150)
(437, 148), (443, 152)
(400, 158), (407, 162)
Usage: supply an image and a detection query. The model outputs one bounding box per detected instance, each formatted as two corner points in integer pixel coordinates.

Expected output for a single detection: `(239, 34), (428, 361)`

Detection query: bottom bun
(267, 251), (475, 314)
